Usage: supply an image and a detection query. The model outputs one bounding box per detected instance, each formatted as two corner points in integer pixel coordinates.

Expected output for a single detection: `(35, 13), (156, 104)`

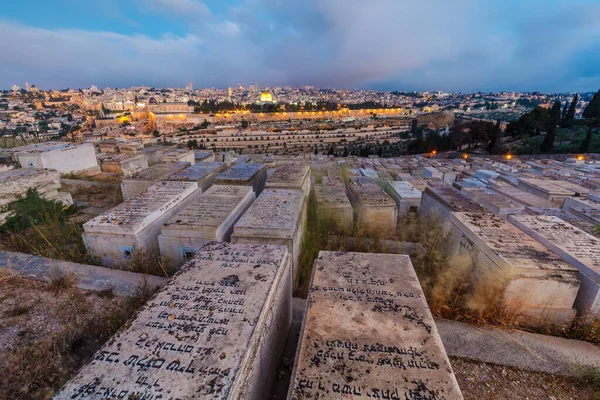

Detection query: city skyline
(1, 0), (600, 92)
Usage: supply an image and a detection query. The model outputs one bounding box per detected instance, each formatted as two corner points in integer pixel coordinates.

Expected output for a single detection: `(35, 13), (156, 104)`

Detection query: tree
(342, 146), (349, 157)
(540, 101), (561, 153)
(152, 130), (160, 137)
(187, 139), (198, 149)
(583, 90), (600, 119)
(566, 94), (579, 121)
(487, 120), (502, 154)
(580, 124), (593, 153)
(241, 119), (249, 129)
(561, 102), (569, 121)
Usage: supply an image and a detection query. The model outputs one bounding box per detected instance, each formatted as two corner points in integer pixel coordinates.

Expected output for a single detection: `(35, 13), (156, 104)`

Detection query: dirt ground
(0, 272), (141, 399)
(451, 357), (599, 400)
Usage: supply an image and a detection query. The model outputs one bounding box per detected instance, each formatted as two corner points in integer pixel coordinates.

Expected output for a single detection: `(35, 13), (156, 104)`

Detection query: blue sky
(1, 0), (600, 92)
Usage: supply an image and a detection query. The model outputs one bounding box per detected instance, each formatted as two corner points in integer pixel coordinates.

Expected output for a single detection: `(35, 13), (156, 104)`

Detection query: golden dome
(259, 91), (273, 103)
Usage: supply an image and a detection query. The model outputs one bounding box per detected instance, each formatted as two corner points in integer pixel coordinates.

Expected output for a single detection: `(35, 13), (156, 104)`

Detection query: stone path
(436, 319), (600, 375)
(0, 250), (167, 296)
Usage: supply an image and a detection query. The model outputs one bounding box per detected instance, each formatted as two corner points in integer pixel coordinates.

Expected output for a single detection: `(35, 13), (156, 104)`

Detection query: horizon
(2, 0), (600, 93)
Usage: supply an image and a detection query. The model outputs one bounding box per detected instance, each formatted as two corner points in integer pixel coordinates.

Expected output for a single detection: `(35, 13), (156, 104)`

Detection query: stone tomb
(288, 251), (463, 400)
(265, 163), (311, 198)
(314, 181), (353, 233)
(231, 189), (306, 286)
(489, 182), (556, 208)
(517, 178), (575, 203)
(420, 183), (485, 221)
(167, 162), (228, 192)
(55, 242), (292, 400)
(562, 196), (600, 225)
(0, 168), (72, 224)
(384, 180), (422, 214)
(158, 185), (255, 267)
(509, 215), (600, 318)
(214, 163), (268, 195)
(83, 181), (198, 267)
(461, 187), (524, 218)
(449, 212), (580, 325)
(346, 176), (398, 234)
(161, 149), (196, 165)
(100, 153), (148, 176)
(121, 162), (191, 200)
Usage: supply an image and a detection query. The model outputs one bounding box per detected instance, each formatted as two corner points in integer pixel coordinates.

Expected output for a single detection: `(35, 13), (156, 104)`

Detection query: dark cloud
(1, 0), (600, 91)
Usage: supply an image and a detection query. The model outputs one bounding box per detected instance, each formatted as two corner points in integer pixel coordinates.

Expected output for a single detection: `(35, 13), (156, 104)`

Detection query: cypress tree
(561, 102), (569, 121)
(580, 124), (593, 153)
(583, 90), (600, 119)
(540, 101), (561, 153)
(566, 94), (579, 121)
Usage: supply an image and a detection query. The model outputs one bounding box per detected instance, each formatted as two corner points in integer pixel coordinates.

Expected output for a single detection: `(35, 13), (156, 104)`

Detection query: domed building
(257, 90), (276, 105)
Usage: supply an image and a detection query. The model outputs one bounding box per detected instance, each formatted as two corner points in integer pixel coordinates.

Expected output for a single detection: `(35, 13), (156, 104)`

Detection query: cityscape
(2, 1), (600, 400)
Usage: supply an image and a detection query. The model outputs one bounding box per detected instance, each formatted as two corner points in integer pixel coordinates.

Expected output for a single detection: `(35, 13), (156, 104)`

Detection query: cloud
(2, 0), (600, 92)
(210, 20), (240, 37)
(146, 0), (209, 17)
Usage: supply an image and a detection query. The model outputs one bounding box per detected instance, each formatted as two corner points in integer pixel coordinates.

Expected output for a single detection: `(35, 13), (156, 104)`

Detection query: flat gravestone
(449, 212), (579, 325)
(265, 163), (311, 197)
(231, 189), (306, 287)
(421, 184), (485, 221)
(55, 242), (292, 400)
(385, 181), (422, 215)
(346, 176), (398, 234)
(509, 215), (600, 318)
(158, 185), (255, 267)
(517, 178), (575, 202)
(315, 182), (353, 233)
(489, 182), (556, 208)
(288, 251), (463, 400)
(167, 162), (228, 192)
(121, 162), (191, 200)
(83, 181), (198, 267)
(461, 187), (524, 218)
(214, 163), (268, 195)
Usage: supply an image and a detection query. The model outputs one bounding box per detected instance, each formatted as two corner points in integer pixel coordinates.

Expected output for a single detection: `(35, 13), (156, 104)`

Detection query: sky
(1, 0), (600, 93)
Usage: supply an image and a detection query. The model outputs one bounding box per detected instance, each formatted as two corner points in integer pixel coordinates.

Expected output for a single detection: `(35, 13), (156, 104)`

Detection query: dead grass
(0, 278), (155, 400)
(124, 251), (176, 278)
(47, 268), (79, 294)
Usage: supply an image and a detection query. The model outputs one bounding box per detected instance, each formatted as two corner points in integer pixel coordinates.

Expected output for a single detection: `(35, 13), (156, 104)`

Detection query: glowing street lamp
(577, 155), (585, 161)
(505, 154), (513, 160)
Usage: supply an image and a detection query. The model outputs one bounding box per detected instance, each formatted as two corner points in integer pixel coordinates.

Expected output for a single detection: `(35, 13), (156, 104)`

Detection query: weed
(4, 305), (32, 318)
(0, 281), (157, 400)
(575, 364), (600, 394)
(47, 268), (79, 294)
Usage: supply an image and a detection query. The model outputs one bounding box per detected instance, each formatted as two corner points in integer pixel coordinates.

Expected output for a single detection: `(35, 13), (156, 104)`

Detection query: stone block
(346, 176), (397, 234)
(161, 149), (196, 165)
(158, 185), (255, 268)
(121, 162), (190, 200)
(449, 212), (580, 325)
(214, 163), (268, 196)
(384, 181), (422, 214)
(232, 189), (306, 287)
(288, 251), (463, 400)
(55, 242), (292, 400)
(420, 183), (485, 221)
(517, 178), (575, 203)
(100, 153), (148, 176)
(167, 161), (228, 192)
(315, 182), (353, 233)
(461, 187), (524, 218)
(83, 181), (199, 267)
(509, 215), (600, 319)
(265, 163), (311, 198)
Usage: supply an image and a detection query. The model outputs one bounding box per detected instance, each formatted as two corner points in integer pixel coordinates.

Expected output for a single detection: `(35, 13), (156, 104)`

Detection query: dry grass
(0, 280), (155, 400)
(47, 268), (79, 294)
(124, 251), (176, 278)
